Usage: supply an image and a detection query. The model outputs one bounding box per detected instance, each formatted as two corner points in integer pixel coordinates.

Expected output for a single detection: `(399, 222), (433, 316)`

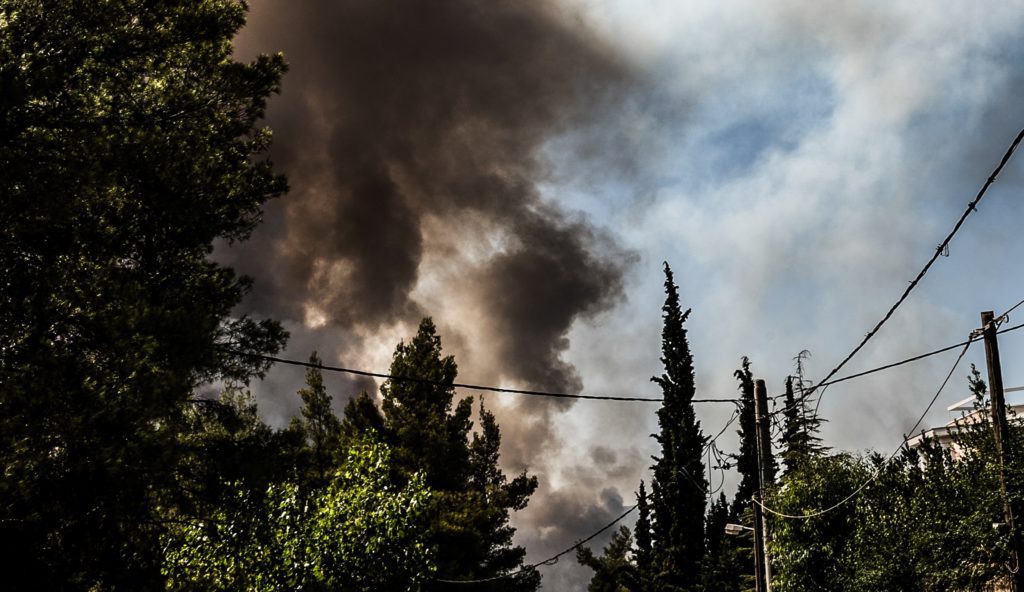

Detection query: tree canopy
(348, 317), (540, 590)
(0, 0), (287, 586)
(163, 441), (436, 592)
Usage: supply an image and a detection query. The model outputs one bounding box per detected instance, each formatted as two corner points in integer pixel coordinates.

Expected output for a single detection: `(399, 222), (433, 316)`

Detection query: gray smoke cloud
(227, 0), (638, 398)
(221, 0), (1024, 589)
(224, 4), (644, 587)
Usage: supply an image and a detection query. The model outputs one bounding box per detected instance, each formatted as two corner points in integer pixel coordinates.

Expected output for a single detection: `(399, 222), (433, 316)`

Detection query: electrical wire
(219, 347), (741, 404)
(757, 340), (972, 520)
(707, 442), (728, 496)
(218, 318), (1024, 410)
(801, 128), (1024, 408)
(767, 320), (1024, 420)
(436, 406), (742, 584)
(998, 298), (1024, 322)
(820, 321), (1024, 390)
(433, 504), (638, 584)
(708, 405), (742, 449)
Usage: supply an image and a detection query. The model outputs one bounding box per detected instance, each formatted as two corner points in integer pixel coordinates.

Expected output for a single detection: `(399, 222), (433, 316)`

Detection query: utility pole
(751, 496), (765, 592)
(981, 310), (1023, 592)
(754, 379), (773, 592)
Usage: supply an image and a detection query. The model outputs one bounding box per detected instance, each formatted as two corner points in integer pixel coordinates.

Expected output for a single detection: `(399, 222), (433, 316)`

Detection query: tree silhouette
(649, 263), (708, 591)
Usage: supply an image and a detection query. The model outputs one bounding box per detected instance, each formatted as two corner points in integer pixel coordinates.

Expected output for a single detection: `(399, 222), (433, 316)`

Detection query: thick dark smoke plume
(228, 0), (637, 462)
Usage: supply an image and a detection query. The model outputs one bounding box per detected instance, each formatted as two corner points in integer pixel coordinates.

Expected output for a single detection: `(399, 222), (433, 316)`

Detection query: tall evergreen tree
(381, 318), (471, 490)
(701, 493), (742, 592)
(731, 356), (777, 510)
(731, 357), (760, 518)
(649, 263), (708, 591)
(289, 352), (343, 485)
(375, 318), (539, 591)
(725, 358), (761, 592)
(634, 480), (654, 590)
(779, 351), (826, 476)
(467, 402), (540, 584)
(0, 1), (287, 586)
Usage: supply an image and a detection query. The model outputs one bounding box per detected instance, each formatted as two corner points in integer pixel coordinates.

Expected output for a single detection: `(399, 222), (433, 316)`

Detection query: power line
(219, 348), (740, 404)
(436, 401), (741, 581)
(768, 319), (1024, 420)
(757, 339), (972, 520)
(803, 128), (1024, 408)
(220, 304), (1024, 410)
(999, 298), (1024, 322)
(679, 405), (742, 492)
(434, 504), (639, 585)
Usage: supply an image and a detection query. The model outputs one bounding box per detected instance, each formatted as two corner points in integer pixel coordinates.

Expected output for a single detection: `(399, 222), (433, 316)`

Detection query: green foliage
(648, 263), (707, 591)
(769, 395), (1011, 592)
(162, 441), (436, 592)
(364, 318), (539, 590)
(634, 480), (654, 590)
(769, 453), (866, 592)
(722, 358), (763, 592)
(382, 318), (473, 492)
(0, 0), (287, 586)
(577, 526), (639, 592)
(174, 389), (296, 521)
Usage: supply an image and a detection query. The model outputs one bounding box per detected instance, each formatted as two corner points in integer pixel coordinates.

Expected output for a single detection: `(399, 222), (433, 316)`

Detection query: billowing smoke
(221, 1), (1024, 589)
(226, 0), (638, 475)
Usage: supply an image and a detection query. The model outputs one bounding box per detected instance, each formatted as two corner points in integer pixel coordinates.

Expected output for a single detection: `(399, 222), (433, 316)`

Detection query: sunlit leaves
(162, 441), (436, 591)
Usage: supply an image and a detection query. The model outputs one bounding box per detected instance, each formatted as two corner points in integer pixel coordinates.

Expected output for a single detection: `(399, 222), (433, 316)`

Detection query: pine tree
(290, 352), (343, 485)
(376, 318), (539, 591)
(779, 351), (826, 476)
(340, 391), (387, 448)
(0, 1), (287, 586)
(649, 263), (707, 591)
(467, 402), (540, 587)
(381, 318), (473, 491)
(576, 526), (639, 592)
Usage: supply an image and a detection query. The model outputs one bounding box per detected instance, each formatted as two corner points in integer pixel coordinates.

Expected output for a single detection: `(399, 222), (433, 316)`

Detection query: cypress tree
(731, 357), (759, 518)
(701, 493), (742, 592)
(732, 356), (777, 512)
(635, 480), (654, 589)
(724, 359), (761, 592)
(649, 263), (708, 591)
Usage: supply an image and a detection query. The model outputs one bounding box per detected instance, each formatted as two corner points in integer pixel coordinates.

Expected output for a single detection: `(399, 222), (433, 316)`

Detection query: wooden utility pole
(981, 310), (1023, 592)
(754, 379), (773, 592)
(751, 496), (765, 592)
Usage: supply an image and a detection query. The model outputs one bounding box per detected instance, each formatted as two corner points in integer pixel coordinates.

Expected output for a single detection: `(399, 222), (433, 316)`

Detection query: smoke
(222, 0), (1024, 588)
(225, 0), (641, 531)
(228, 0), (634, 381)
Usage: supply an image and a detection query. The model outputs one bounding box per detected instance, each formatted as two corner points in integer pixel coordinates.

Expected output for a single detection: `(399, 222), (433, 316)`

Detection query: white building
(905, 388), (1024, 460)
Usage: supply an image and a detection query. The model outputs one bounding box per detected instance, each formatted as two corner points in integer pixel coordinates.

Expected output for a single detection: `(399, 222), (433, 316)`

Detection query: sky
(224, 1), (1024, 588)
